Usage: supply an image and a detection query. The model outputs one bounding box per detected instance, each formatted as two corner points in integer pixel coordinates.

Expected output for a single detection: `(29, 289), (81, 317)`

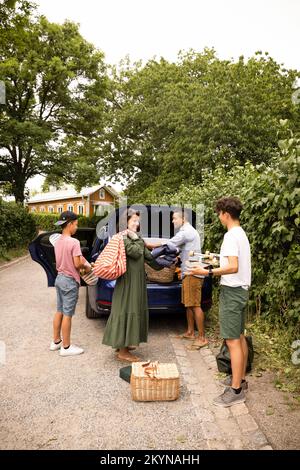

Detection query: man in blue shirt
(147, 209), (208, 348)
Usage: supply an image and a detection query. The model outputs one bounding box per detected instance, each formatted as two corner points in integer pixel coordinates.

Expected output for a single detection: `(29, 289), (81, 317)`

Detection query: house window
(48, 206), (54, 213)
(40, 206), (45, 213)
(99, 189), (105, 200)
(67, 204), (73, 212)
(30, 207), (36, 213)
(94, 205), (102, 216)
(78, 205), (84, 215)
(57, 206), (63, 214)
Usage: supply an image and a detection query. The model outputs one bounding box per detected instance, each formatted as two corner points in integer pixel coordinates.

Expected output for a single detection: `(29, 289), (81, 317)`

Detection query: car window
(107, 205), (195, 239)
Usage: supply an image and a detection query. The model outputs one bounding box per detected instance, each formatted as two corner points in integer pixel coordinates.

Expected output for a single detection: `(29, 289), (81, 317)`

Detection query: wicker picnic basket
(131, 361), (180, 402)
(144, 263), (176, 283)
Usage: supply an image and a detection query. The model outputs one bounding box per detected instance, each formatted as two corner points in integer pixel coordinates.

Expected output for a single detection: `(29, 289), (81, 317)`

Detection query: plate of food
(188, 250), (220, 267)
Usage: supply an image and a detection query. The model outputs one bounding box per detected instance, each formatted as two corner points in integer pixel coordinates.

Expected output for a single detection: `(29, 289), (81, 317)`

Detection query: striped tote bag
(93, 231), (127, 280)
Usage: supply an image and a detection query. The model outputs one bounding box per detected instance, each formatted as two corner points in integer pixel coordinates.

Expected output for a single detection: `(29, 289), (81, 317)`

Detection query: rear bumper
(94, 278), (212, 315)
(95, 300), (212, 316)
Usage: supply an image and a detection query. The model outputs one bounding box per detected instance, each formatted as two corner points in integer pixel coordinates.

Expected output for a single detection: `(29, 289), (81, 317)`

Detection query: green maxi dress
(102, 235), (161, 349)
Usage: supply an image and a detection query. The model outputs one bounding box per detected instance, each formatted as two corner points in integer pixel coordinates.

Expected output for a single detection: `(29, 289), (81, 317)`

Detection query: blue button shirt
(167, 223), (201, 275)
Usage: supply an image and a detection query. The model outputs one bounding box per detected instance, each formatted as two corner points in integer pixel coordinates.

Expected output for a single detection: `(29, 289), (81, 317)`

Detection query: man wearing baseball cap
(51, 211), (91, 356)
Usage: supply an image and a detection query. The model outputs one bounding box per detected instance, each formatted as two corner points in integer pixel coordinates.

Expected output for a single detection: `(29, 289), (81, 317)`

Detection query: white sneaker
(59, 344), (84, 357)
(50, 340), (62, 351)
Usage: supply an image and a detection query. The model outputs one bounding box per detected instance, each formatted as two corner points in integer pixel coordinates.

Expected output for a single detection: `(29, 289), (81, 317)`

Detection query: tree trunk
(9, 145), (29, 204)
(14, 189), (25, 204)
(13, 174), (26, 204)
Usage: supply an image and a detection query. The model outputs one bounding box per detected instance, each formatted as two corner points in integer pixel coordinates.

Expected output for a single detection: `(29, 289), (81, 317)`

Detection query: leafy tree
(0, 0), (17, 16)
(152, 120), (300, 330)
(0, 0), (109, 202)
(2, 0), (17, 7)
(102, 49), (300, 198)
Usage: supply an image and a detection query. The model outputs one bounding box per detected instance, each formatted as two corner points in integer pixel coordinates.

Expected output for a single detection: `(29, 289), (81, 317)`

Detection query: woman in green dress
(102, 209), (162, 362)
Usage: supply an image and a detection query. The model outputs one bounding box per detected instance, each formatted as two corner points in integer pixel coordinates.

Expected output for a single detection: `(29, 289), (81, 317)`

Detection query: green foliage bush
(31, 213), (107, 231)
(147, 124), (300, 331)
(0, 199), (37, 256)
(108, 50), (300, 199)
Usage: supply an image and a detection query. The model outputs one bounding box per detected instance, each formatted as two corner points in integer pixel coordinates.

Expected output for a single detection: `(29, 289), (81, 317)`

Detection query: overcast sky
(28, 0), (300, 192)
(35, 0), (300, 69)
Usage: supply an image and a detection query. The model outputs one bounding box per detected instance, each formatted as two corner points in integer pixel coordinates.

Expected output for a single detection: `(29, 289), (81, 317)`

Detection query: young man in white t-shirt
(187, 197), (251, 407)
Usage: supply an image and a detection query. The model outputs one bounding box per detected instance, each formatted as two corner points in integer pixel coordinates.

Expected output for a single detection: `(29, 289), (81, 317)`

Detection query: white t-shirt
(220, 226), (251, 288)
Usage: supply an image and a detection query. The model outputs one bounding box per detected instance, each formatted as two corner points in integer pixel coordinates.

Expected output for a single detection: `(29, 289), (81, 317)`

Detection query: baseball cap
(54, 211), (78, 226)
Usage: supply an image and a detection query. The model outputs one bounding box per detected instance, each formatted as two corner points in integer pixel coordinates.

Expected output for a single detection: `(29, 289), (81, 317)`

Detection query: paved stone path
(170, 336), (272, 450)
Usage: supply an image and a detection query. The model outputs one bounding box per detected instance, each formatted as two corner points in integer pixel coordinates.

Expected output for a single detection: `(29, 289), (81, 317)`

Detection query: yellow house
(27, 185), (120, 216)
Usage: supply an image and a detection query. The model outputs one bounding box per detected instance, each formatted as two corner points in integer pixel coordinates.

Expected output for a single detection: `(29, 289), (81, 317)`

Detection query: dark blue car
(29, 204), (212, 318)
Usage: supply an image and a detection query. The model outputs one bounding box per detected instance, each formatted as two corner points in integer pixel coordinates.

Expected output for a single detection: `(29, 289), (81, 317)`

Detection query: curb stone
(169, 335), (272, 450)
(0, 254), (30, 271)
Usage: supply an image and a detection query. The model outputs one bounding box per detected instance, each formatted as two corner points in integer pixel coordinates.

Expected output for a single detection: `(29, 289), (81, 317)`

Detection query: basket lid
(132, 362), (179, 379)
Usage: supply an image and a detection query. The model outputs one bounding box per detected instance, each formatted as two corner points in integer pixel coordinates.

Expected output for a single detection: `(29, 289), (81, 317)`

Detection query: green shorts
(219, 285), (249, 339)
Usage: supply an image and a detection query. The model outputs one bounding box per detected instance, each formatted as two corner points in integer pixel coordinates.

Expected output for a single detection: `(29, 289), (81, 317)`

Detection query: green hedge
(31, 213), (107, 231)
(0, 199), (37, 256)
(142, 124), (300, 331)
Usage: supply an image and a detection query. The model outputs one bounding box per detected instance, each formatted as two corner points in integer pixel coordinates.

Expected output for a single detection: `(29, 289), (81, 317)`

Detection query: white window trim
(99, 189), (105, 200)
(86, 196), (90, 216)
(39, 206), (45, 212)
(77, 204), (84, 215)
(67, 204), (74, 212)
(48, 205), (54, 213)
(57, 205), (63, 214)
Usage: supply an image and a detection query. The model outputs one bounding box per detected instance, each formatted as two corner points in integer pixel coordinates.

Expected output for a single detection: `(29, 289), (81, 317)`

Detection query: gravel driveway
(0, 259), (206, 450)
(2, 257), (296, 451)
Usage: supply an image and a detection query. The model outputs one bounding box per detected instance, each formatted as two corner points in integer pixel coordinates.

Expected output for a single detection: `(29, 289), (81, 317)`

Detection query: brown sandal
(187, 340), (209, 350)
(173, 333), (196, 340)
(116, 353), (141, 363)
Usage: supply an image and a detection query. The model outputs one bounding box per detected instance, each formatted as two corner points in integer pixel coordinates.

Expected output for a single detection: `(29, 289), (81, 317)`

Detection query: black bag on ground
(216, 336), (254, 374)
(119, 365), (132, 383)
